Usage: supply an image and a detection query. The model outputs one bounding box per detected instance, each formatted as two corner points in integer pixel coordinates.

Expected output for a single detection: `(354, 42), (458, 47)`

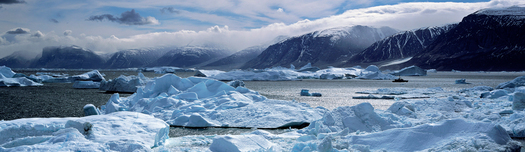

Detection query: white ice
(0, 66), (42, 87)
(99, 73), (149, 93)
(141, 66), (196, 74)
(0, 111), (169, 151)
(100, 74), (326, 128)
(208, 65), (397, 81)
(29, 70), (105, 83)
(194, 70), (226, 77)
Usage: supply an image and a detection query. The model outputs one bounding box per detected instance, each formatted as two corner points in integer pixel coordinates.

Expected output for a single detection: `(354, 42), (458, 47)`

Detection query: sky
(0, 0), (524, 59)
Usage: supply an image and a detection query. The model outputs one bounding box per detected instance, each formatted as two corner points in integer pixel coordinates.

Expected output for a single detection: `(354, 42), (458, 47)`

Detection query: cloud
(50, 19), (59, 23)
(31, 31), (44, 37)
(0, 0), (25, 4)
(160, 7), (180, 14)
(6, 28), (30, 34)
(1, 0), (525, 59)
(63, 30), (72, 36)
(87, 9), (160, 25)
(277, 8), (284, 13)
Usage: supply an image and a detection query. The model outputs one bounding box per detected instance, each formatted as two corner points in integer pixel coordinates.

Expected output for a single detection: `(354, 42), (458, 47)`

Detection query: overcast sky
(0, 0), (524, 59)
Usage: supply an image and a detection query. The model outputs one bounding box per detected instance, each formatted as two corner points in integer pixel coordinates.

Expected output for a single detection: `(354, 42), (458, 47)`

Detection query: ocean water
(1, 70), (524, 137)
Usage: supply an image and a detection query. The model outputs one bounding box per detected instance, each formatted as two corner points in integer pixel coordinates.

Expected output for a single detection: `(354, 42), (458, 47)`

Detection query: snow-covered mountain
(241, 25), (398, 69)
(203, 35), (290, 70)
(150, 46), (231, 68)
(31, 46), (105, 69)
(403, 6), (525, 71)
(344, 24), (457, 67)
(104, 47), (171, 69)
(0, 50), (36, 68)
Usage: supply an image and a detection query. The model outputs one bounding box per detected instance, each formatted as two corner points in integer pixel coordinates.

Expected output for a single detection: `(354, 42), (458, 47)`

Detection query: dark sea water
(1, 70), (524, 137)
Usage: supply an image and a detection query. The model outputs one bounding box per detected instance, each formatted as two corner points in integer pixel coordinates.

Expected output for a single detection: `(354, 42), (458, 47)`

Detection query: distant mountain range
(241, 26), (398, 69)
(1, 6), (524, 71)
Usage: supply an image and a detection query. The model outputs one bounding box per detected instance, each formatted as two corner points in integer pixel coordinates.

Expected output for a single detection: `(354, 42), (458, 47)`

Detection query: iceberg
(100, 74), (325, 128)
(209, 65), (396, 81)
(0, 77), (43, 87)
(140, 66), (195, 74)
(72, 81), (100, 89)
(390, 65), (427, 76)
(0, 66), (16, 78)
(99, 73), (149, 93)
(340, 119), (512, 151)
(0, 111), (169, 151)
(29, 70), (105, 83)
(496, 75), (525, 89)
(209, 135), (275, 152)
(194, 70), (226, 77)
(0, 66), (43, 87)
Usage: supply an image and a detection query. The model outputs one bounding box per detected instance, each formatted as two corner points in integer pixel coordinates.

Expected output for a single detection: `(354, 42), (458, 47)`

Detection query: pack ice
(0, 66), (42, 87)
(100, 74), (326, 128)
(204, 64), (396, 81)
(0, 112), (169, 151)
(29, 70), (105, 83)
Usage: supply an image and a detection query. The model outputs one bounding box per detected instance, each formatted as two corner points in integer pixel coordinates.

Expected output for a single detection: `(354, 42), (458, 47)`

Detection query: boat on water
(393, 76), (408, 82)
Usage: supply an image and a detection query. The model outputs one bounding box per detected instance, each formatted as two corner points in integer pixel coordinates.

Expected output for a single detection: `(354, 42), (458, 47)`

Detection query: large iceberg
(390, 65), (427, 76)
(0, 112), (169, 151)
(496, 75), (525, 89)
(0, 66), (16, 78)
(100, 74), (325, 128)
(0, 66), (43, 87)
(99, 73), (149, 93)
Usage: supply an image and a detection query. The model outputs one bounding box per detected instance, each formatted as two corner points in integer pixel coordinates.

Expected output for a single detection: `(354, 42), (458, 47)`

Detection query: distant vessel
(393, 76), (408, 82)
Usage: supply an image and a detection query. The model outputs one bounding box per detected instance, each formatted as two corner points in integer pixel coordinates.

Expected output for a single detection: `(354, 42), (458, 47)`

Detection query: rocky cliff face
(150, 47), (230, 68)
(404, 6), (525, 71)
(345, 24), (456, 66)
(104, 47), (171, 69)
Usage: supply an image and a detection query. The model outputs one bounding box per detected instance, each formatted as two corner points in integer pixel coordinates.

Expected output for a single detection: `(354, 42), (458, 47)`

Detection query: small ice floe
(455, 79), (471, 84)
(73, 81), (100, 89)
(300, 89), (322, 97)
(99, 73), (149, 93)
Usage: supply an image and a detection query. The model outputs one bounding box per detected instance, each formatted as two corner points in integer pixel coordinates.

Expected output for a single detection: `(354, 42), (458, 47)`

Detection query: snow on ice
(99, 73), (149, 93)
(29, 70), (105, 83)
(100, 74), (326, 128)
(0, 66), (42, 87)
(207, 64), (397, 81)
(0, 112), (169, 151)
